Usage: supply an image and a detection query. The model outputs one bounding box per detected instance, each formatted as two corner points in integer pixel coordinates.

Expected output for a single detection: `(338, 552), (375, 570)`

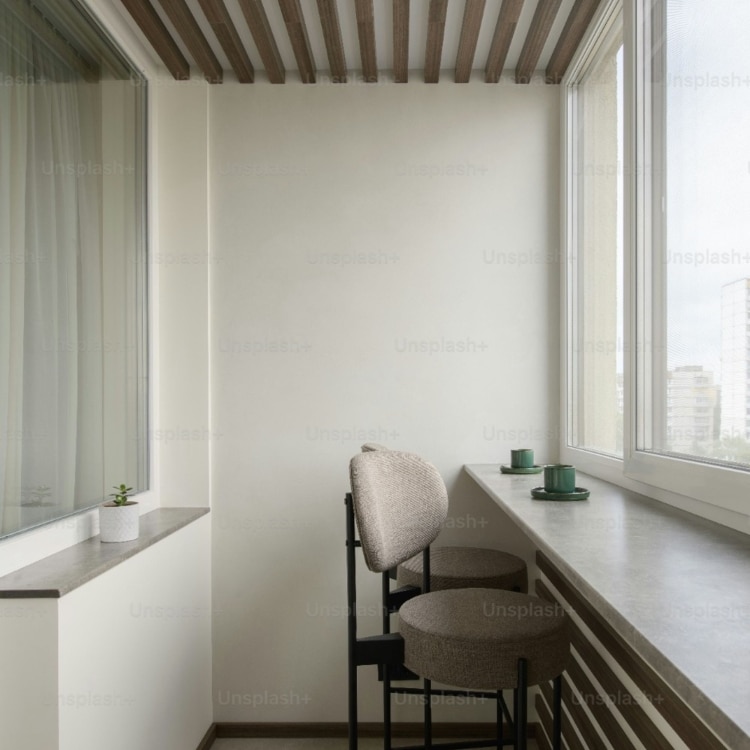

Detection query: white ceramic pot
(99, 502), (139, 542)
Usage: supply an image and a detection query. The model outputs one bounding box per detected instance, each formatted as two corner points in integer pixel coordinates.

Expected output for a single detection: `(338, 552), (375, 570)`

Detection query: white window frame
(560, 0), (750, 532)
(564, 0), (624, 461)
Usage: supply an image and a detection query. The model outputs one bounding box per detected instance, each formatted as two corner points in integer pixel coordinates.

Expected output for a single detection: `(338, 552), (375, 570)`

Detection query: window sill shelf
(0, 507), (210, 599)
(465, 463), (750, 749)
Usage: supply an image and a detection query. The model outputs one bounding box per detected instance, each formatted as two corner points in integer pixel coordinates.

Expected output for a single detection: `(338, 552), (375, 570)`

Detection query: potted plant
(99, 483), (139, 542)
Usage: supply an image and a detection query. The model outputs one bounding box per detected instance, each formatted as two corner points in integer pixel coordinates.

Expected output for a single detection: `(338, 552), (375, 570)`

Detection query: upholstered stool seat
(399, 588), (569, 690)
(398, 546), (528, 593)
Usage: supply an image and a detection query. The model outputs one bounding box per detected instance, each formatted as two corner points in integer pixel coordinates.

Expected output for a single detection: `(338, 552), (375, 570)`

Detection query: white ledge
(0, 508), (210, 598)
(464, 464), (750, 750)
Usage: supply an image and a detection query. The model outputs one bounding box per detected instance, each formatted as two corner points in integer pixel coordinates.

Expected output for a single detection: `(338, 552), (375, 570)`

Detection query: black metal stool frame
(346, 492), (563, 750)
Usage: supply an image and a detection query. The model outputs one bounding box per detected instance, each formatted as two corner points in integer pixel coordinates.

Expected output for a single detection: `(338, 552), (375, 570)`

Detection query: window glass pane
(570, 26), (624, 457)
(652, 0), (750, 466)
(0, 0), (148, 537)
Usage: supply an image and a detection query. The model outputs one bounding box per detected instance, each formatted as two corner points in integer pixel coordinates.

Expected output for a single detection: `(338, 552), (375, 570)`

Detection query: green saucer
(501, 465), (544, 474)
(531, 486), (590, 501)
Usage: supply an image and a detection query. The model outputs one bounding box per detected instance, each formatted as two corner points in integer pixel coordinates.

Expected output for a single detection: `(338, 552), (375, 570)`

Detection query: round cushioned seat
(399, 588), (569, 690)
(397, 547), (528, 593)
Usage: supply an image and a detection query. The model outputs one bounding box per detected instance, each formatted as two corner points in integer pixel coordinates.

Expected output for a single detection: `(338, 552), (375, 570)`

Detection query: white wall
(152, 81), (212, 509)
(0, 516), (211, 750)
(58, 516), (212, 750)
(0, 599), (58, 748)
(209, 80), (561, 722)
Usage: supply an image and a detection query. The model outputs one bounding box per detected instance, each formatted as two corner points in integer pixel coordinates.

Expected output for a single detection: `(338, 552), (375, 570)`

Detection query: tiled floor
(212, 740), (540, 749)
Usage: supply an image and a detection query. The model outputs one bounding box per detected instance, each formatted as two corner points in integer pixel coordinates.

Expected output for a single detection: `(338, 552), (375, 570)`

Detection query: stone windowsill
(464, 464), (750, 750)
(0, 507), (210, 598)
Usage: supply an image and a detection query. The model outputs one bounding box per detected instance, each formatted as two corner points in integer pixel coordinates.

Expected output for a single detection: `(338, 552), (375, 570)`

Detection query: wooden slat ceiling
(116, 0), (601, 85)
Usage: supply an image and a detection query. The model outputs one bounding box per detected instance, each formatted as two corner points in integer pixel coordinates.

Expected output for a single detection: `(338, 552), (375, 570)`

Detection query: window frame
(561, 0), (750, 529)
(561, 0), (626, 480)
(0, 0), (151, 541)
(565, 5), (624, 459)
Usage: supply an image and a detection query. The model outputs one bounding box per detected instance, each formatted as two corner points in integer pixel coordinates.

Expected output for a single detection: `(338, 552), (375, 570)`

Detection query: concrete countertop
(465, 464), (750, 750)
(0, 507), (210, 598)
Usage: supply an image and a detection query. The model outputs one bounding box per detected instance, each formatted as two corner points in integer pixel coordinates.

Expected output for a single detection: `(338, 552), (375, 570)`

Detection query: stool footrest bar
(355, 633), (404, 666)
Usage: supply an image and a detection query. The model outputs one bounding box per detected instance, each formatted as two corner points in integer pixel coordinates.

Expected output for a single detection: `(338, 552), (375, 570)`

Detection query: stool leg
(383, 665), (391, 750)
(382, 572), (391, 750)
(422, 546), (433, 749)
(515, 659), (527, 750)
(496, 690), (503, 750)
(348, 665), (357, 750)
(552, 675), (562, 750)
(346, 494), (358, 750)
(424, 677), (432, 750)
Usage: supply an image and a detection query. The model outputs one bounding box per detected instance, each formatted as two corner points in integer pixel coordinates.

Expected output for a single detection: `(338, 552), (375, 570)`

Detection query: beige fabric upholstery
(360, 445), (528, 593)
(350, 451), (449, 573)
(399, 588), (569, 689)
(398, 547), (528, 593)
(361, 442), (390, 452)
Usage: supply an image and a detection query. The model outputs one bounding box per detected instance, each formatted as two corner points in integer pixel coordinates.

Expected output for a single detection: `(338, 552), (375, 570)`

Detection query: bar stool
(347, 449), (570, 750)
(358, 444), (530, 718)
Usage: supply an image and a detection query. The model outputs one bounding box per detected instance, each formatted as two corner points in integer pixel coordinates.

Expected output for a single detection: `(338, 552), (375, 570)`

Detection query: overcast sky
(665, 0), (750, 377)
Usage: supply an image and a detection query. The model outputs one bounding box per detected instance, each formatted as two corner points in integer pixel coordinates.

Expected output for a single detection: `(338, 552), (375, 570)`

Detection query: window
(0, 0), (148, 538)
(640, 0), (750, 470)
(567, 6), (624, 458)
(564, 0), (750, 519)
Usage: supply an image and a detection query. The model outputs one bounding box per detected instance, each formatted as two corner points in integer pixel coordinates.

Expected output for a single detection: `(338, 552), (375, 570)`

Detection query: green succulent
(109, 483), (134, 506)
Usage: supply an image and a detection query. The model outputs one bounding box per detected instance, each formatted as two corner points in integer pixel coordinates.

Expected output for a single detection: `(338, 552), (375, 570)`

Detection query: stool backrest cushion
(360, 442), (390, 452)
(350, 451), (449, 573)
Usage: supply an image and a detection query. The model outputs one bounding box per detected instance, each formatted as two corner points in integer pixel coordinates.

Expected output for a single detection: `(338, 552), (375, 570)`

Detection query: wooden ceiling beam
(354, 0), (377, 82)
(485, 0), (524, 83)
(546, 0), (601, 83)
(118, 0), (190, 80)
(393, 0), (409, 83)
(197, 0), (254, 82)
(278, 0), (316, 83)
(516, 0), (563, 84)
(424, 0), (448, 83)
(237, 0), (285, 83)
(455, 0), (486, 83)
(316, 0), (347, 82)
(157, 0), (223, 83)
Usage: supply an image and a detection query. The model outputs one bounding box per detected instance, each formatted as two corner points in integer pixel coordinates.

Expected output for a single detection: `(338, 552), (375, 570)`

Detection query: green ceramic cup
(544, 464), (576, 493)
(510, 448), (535, 468)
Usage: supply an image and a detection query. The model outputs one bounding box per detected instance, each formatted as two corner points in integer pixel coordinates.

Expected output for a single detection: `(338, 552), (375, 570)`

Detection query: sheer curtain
(0, 2), (103, 535)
